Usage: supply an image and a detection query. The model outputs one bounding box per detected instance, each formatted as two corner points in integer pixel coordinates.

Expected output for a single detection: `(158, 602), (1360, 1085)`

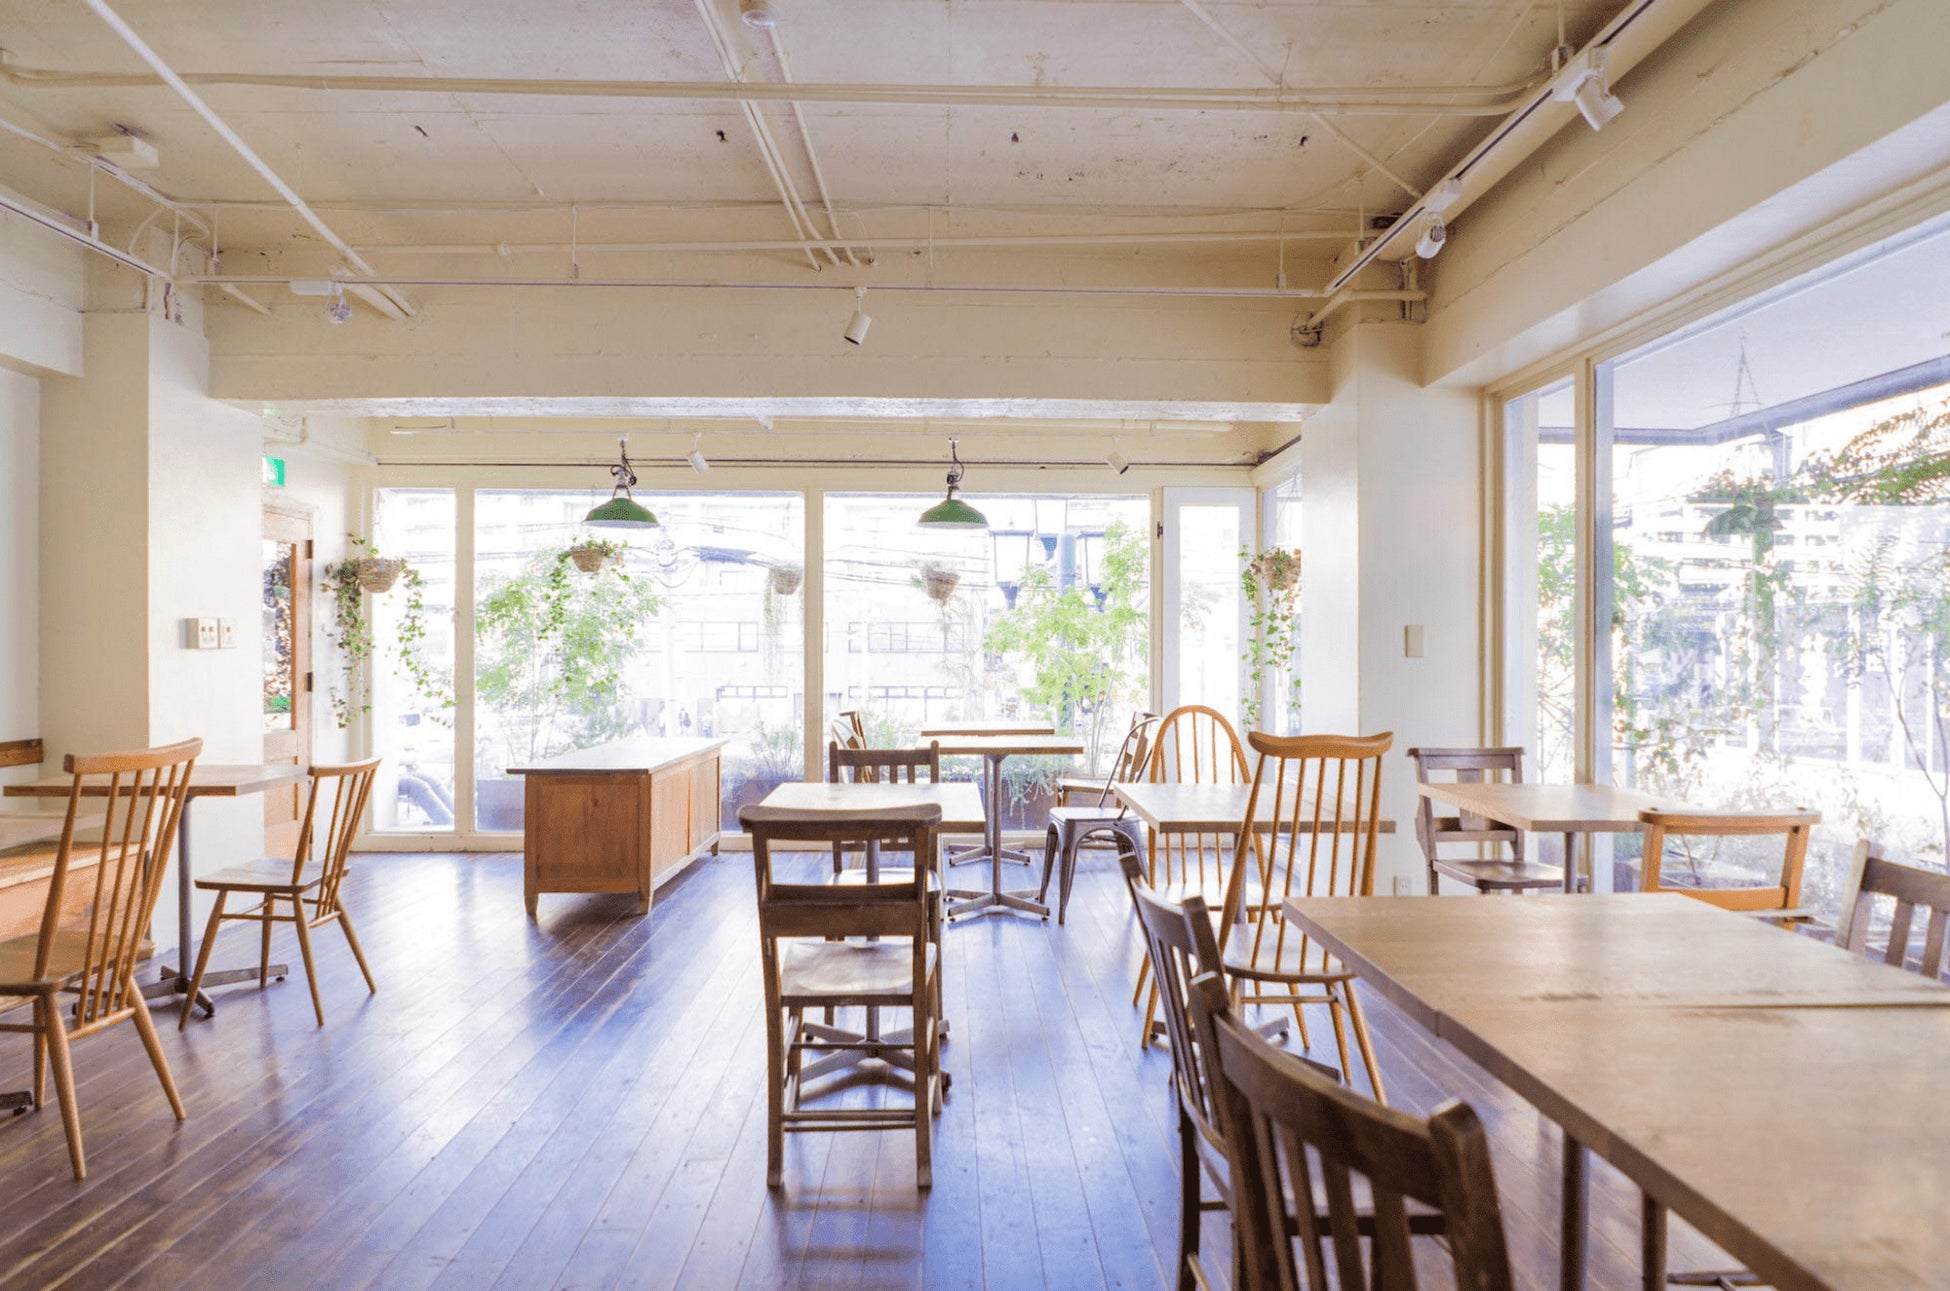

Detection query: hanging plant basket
(921, 565), (960, 603)
(565, 539), (624, 574)
(1247, 547), (1302, 592)
(768, 563), (804, 596)
(352, 557), (405, 593)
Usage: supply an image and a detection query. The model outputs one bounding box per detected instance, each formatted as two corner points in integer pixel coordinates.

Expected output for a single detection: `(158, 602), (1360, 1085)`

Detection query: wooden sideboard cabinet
(508, 738), (726, 917)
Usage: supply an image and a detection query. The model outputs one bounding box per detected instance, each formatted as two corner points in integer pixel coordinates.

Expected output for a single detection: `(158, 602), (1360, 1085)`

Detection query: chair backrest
(1147, 705), (1251, 896)
(1837, 841), (1950, 979)
(1193, 971), (1512, 1291)
(741, 802), (938, 945)
(829, 741), (940, 785)
(1403, 746), (1524, 865)
(1222, 732), (1391, 979)
(40, 739), (202, 1030)
(292, 758), (381, 917)
(1091, 712), (1159, 807)
(1118, 850), (1227, 1159)
(838, 710), (868, 744)
(1636, 809), (1820, 913)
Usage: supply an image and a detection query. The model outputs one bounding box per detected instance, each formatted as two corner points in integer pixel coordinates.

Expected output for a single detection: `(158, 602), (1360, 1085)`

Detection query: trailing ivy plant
(1239, 545), (1302, 731)
(323, 534), (446, 729)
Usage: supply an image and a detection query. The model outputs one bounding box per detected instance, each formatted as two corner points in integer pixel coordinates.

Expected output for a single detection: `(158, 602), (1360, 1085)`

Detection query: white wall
(0, 367), (37, 788)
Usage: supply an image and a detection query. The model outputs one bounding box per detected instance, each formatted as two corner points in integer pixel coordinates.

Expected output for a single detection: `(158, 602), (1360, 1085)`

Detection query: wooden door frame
(263, 499), (316, 827)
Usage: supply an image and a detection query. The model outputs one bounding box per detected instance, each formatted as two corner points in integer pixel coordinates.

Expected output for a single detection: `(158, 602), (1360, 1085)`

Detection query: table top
(508, 737), (727, 776)
(925, 733), (1085, 758)
(0, 805), (108, 850)
(757, 781), (988, 833)
(918, 720), (1056, 737)
(1413, 780), (1682, 832)
(4, 763), (305, 799)
(1114, 781), (1396, 835)
(1280, 892), (1950, 1291)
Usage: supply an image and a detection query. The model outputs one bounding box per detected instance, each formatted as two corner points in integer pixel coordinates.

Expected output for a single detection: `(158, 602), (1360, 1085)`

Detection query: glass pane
(262, 538), (296, 732)
(1259, 475), (1303, 735)
(371, 489), (458, 832)
(1602, 220), (1950, 912)
(474, 490), (804, 832)
(1177, 504), (1242, 722)
(823, 493), (1150, 829)
(1504, 377), (1577, 785)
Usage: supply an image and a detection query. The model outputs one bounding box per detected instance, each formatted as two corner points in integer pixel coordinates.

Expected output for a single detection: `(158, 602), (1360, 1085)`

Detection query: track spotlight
(1106, 444), (1131, 475)
(1414, 218), (1447, 260)
(843, 287), (871, 346)
(687, 433), (710, 474)
(740, 0), (776, 28)
(1552, 47), (1624, 131)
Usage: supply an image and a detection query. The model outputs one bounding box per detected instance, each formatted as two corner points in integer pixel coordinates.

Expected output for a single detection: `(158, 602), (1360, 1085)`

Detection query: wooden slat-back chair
(741, 801), (943, 1189)
(1837, 841), (1950, 978)
(1197, 971), (1513, 1291)
(181, 759), (381, 1028)
(0, 738), (201, 1179)
(1405, 746), (1563, 895)
(1217, 731), (1392, 1102)
(1637, 808), (1820, 916)
(827, 741), (940, 876)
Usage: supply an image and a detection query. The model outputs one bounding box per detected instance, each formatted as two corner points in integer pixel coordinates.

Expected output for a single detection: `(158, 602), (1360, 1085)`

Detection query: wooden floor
(0, 848), (1724, 1290)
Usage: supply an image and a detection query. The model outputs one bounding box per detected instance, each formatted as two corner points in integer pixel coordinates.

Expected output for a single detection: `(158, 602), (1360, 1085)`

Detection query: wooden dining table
(6, 763), (306, 1016)
(1282, 892), (1950, 1291)
(1413, 781), (1680, 893)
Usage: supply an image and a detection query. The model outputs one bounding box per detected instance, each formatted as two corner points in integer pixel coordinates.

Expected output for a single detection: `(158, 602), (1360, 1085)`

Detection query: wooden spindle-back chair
(741, 801), (943, 1189)
(1197, 971), (1513, 1291)
(181, 759), (381, 1028)
(0, 738), (201, 1179)
(1218, 731), (1392, 1101)
(1637, 808), (1820, 917)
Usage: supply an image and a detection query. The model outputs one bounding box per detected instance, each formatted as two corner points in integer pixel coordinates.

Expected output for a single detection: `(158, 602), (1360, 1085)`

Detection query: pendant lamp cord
(610, 437), (640, 496)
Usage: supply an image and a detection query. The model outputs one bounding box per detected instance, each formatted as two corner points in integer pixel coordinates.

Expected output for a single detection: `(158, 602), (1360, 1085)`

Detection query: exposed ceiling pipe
(0, 58), (1537, 115)
(0, 105), (213, 240)
(189, 272), (1335, 299)
(350, 228), (1355, 256)
(689, 0), (846, 269)
(73, 0), (415, 319)
(219, 283), (271, 315)
(764, 22), (861, 266)
(0, 187), (170, 277)
(1326, 0), (1718, 293)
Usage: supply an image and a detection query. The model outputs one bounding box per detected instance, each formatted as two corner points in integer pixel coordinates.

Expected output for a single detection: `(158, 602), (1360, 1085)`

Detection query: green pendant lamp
(916, 437), (989, 530)
(584, 437), (660, 529)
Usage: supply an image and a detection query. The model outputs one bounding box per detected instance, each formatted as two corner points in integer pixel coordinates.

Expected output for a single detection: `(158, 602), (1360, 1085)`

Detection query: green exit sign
(263, 455), (286, 487)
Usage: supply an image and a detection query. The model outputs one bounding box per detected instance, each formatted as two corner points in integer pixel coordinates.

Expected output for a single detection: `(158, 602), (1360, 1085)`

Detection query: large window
(1258, 474), (1303, 735)
(823, 492), (1150, 826)
(1503, 378), (1577, 785)
(370, 488), (457, 832)
(473, 490), (804, 832)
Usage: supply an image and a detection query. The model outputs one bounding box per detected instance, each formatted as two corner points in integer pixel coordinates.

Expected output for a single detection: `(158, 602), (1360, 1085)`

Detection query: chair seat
(194, 859), (322, 893)
(0, 929), (101, 992)
(1047, 805), (1132, 826)
(1223, 936), (1354, 986)
(780, 940), (936, 1006)
(1434, 858), (1564, 892)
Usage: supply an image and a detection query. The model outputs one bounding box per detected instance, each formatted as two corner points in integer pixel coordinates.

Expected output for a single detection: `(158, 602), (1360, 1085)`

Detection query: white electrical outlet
(218, 619), (238, 648)
(1391, 875), (1409, 896)
(1403, 624), (1426, 658)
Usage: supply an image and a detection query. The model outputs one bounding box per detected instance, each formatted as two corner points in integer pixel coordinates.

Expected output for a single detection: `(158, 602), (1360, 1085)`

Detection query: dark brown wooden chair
(181, 759), (381, 1028)
(740, 800), (944, 1189)
(827, 741), (940, 876)
(1195, 971), (1514, 1291)
(0, 739), (201, 1178)
(1037, 714), (1154, 924)
(1405, 746), (1562, 894)
(1837, 840), (1950, 978)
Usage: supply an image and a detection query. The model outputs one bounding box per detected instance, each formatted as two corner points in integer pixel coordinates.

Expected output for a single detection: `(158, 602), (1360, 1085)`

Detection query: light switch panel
(217, 619), (238, 648)
(1403, 624), (1426, 658)
(186, 618), (218, 649)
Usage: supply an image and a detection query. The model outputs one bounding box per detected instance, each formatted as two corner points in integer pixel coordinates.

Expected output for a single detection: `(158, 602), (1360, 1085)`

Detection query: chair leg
(291, 908), (327, 1027)
(1176, 1103), (1201, 1291)
(259, 895), (276, 988)
(40, 995), (84, 1180)
(335, 907), (379, 994)
(1037, 824), (1059, 905)
(1642, 1197), (1668, 1291)
(129, 987), (186, 1120)
(765, 1004), (787, 1189)
(1343, 983), (1387, 1106)
(180, 890), (228, 1030)
(32, 1023), (46, 1109)
(1058, 830), (1085, 925)
(914, 973), (934, 1189)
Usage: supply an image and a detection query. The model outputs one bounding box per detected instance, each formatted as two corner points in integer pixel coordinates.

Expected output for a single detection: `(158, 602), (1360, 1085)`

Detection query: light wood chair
(1196, 970), (1513, 1291)
(1836, 840), (1950, 977)
(180, 758), (381, 1029)
(1636, 808), (1820, 916)
(0, 738), (201, 1179)
(1037, 714), (1154, 924)
(740, 800), (944, 1189)
(1405, 746), (1563, 894)
(827, 741), (940, 876)
(1217, 731), (1392, 1102)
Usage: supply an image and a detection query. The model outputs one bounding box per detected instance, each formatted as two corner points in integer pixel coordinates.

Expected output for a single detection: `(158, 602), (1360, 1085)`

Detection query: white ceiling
(0, 0), (1619, 264)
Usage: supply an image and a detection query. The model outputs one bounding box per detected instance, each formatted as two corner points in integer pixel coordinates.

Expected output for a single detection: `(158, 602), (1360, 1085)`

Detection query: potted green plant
(917, 559), (960, 604)
(323, 535), (444, 729)
(1240, 545), (1302, 731)
(768, 562), (804, 596)
(566, 536), (625, 574)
